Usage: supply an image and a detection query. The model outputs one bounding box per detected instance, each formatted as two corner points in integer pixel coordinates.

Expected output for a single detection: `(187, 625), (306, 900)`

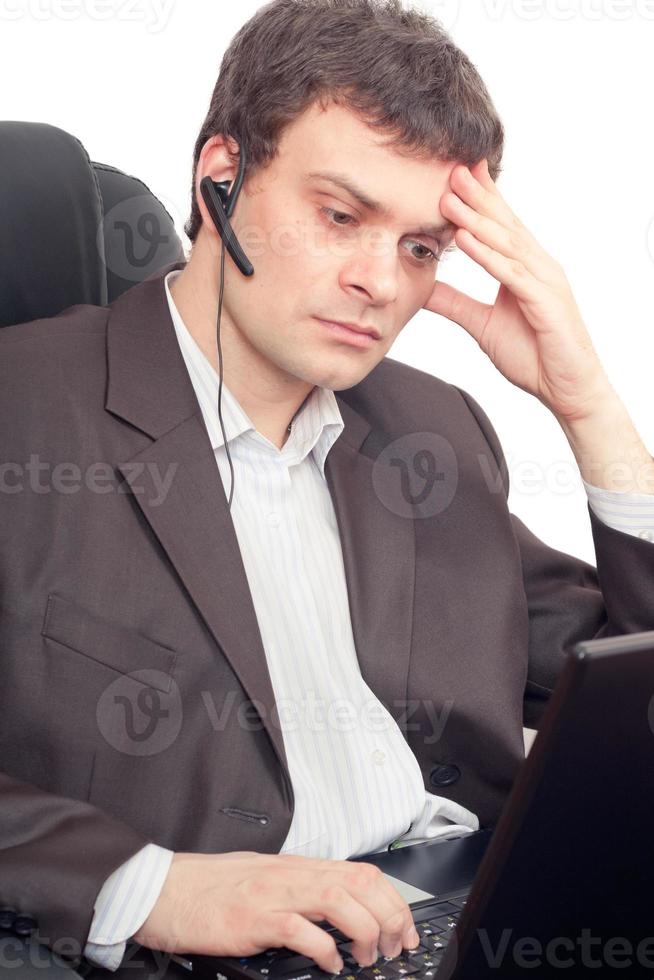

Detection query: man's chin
(293, 358), (379, 392)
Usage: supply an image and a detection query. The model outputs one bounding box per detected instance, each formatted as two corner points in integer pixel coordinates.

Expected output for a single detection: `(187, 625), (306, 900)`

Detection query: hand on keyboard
(231, 898), (466, 980)
(132, 850), (421, 975)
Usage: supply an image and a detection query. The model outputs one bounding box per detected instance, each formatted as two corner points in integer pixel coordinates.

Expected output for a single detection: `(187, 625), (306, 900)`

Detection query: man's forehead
(276, 99), (458, 236)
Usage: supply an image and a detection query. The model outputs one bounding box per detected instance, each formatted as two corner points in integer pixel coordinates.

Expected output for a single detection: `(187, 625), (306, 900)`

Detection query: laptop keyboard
(208, 895), (468, 980)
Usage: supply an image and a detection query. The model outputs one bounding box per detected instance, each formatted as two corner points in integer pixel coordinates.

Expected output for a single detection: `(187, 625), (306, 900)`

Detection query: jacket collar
(105, 259), (371, 452)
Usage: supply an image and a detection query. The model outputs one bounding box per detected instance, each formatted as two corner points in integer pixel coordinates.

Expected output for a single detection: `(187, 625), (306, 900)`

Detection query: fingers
(164, 851), (419, 977)
(246, 857), (418, 968)
(304, 879), (387, 965)
(307, 861), (418, 964)
(442, 162), (562, 289)
(450, 161), (527, 246)
(257, 911), (345, 976)
(423, 279), (493, 343)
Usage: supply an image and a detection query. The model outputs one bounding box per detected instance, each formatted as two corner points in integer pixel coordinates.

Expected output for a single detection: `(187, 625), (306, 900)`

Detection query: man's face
(200, 99), (459, 392)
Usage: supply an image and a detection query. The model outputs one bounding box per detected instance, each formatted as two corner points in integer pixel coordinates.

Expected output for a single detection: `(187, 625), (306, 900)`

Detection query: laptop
(184, 629), (654, 979)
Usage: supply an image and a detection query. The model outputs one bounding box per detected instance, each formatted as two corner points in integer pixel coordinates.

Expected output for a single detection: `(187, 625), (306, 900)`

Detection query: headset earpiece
(199, 141), (254, 276)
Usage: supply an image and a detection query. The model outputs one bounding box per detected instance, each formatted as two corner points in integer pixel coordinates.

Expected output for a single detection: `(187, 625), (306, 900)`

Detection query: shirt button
(638, 529), (653, 541)
(372, 749), (386, 765)
(267, 512), (281, 527)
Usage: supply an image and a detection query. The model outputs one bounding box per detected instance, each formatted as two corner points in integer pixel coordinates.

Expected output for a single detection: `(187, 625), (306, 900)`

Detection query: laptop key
(341, 958), (365, 973)
(267, 969), (338, 980)
(338, 942), (379, 965)
(357, 969), (400, 980)
(237, 953), (283, 975)
(429, 915), (458, 931)
(407, 952), (440, 969)
(428, 902), (459, 916)
(273, 953), (325, 974)
(403, 945), (428, 958)
(413, 904), (454, 924)
(386, 958), (420, 976)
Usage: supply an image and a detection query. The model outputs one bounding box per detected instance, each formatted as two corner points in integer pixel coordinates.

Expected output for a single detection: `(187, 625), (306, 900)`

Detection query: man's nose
(341, 246), (400, 307)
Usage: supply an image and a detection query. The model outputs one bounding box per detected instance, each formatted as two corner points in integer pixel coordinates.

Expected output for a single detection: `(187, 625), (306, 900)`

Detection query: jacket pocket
(41, 592), (178, 693)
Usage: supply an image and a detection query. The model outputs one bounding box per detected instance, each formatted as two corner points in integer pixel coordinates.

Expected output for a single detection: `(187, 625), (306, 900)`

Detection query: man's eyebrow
(304, 169), (457, 239)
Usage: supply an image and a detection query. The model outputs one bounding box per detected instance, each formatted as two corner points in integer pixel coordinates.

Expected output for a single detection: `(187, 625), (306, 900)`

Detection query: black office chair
(0, 120), (186, 329)
(0, 120), (189, 980)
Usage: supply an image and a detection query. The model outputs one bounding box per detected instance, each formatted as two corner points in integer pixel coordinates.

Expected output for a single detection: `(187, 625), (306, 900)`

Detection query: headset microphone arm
(200, 175), (254, 277)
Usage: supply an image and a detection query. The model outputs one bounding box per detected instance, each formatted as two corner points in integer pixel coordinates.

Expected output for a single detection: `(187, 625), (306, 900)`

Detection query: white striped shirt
(84, 269), (654, 969)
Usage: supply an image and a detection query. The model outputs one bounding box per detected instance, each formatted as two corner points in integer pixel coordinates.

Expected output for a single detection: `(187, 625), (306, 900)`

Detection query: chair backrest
(0, 120), (185, 329)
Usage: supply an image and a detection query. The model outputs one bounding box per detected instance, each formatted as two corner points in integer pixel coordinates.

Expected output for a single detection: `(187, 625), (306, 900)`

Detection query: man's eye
(407, 242), (438, 263)
(319, 207), (444, 264)
(320, 206), (355, 226)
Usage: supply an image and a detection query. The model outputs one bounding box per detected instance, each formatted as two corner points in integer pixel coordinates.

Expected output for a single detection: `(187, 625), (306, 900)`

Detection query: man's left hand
(423, 158), (611, 424)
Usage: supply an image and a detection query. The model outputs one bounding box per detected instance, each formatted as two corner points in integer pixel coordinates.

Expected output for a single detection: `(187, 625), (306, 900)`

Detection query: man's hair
(183, 0), (505, 245)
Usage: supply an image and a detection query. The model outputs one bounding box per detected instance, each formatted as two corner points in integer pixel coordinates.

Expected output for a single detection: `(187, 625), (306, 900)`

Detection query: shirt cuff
(583, 478), (654, 543)
(83, 843), (174, 971)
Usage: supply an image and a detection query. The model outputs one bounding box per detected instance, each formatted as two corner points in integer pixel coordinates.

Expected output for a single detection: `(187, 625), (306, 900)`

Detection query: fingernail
(331, 955), (344, 974)
(407, 928), (420, 947)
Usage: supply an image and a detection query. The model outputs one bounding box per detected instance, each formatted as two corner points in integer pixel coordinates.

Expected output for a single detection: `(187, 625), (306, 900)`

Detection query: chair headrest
(0, 120), (186, 328)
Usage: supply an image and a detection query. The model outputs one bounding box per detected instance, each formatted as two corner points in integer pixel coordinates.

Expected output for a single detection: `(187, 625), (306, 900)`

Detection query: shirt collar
(164, 269), (344, 476)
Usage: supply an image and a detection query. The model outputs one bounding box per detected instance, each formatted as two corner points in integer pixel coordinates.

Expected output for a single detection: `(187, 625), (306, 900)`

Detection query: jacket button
(13, 915), (38, 936)
(0, 909), (16, 930)
(430, 764), (461, 787)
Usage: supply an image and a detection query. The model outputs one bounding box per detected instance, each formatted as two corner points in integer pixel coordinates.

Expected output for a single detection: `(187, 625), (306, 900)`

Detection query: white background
(2, 0), (653, 564)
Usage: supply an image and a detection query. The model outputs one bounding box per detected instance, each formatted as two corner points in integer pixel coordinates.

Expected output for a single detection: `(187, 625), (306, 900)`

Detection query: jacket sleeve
(0, 769), (153, 968)
(454, 385), (654, 729)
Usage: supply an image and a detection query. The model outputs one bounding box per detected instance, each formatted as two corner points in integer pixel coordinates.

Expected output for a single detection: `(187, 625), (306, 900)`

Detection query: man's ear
(196, 134), (241, 228)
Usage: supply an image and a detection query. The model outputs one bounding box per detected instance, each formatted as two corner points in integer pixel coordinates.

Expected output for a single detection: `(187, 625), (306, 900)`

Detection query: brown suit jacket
(2, 258), (652, 959)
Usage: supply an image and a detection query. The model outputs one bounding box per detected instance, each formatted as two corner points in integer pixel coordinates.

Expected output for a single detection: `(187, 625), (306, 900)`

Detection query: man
(2, 0), (654, 976)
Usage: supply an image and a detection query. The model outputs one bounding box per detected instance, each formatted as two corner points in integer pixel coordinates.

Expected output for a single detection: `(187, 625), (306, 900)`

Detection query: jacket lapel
(105, 262), (416, 780)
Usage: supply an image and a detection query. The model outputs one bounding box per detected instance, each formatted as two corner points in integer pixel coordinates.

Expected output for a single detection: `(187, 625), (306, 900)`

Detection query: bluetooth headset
(199, 139), (254, 512)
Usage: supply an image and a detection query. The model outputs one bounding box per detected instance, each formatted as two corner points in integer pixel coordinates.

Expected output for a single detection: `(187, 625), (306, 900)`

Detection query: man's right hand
(132, 850), (421, 975)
